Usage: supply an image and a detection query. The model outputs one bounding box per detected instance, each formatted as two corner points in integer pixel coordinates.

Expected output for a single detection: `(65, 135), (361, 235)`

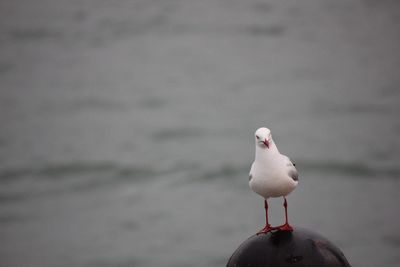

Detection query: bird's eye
(256, 135), (260, 139)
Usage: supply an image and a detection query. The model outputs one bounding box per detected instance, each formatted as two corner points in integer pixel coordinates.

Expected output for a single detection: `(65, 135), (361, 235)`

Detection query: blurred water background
(1, 0), (400, 266)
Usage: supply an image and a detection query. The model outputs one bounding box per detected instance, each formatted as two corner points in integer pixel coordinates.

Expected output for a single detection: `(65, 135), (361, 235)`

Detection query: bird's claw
(256, 223), (293, 235)
(277, 223), (294, 232)
(256, 224), (277, 235)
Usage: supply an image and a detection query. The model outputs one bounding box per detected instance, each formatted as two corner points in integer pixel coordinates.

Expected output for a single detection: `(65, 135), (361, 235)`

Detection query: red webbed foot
(277, 223), (293, 232)
(256, 224), (277, 235)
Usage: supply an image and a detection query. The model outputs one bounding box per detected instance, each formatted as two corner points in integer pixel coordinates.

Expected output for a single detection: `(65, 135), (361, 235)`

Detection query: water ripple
(298, 161), (400, 178)
(0, 162), (159, 204)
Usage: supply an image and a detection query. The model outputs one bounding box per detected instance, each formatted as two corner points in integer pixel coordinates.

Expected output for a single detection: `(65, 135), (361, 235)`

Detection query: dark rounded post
(226, 227), (351, 267)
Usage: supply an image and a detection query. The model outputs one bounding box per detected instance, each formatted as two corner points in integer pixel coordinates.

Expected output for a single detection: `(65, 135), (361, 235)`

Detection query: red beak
(263, 139), (270, 148)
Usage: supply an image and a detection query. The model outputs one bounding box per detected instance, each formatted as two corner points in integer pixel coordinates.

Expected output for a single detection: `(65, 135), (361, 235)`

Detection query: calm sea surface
(1, 0), (400, 266)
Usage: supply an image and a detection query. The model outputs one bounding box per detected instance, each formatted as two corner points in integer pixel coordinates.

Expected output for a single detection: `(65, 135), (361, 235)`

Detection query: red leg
(278, 197), (293, 231)
(257, 200), (275, 234)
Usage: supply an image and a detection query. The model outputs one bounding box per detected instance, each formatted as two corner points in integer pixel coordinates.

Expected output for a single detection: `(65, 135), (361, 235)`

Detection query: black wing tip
(288, 170), (299, 181)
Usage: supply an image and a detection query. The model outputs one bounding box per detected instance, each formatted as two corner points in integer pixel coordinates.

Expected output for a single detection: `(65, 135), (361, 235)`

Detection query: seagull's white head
(255, 127), (272, 149)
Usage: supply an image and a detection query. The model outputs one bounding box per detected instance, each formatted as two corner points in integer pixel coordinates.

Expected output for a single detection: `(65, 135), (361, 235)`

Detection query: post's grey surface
(227, 228), (351, 267)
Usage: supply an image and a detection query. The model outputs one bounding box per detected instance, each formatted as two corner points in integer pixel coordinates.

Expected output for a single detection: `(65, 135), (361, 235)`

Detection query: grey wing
(249, 162), (254, 181)
(288, 168), (299, 181)
(282, 155), (299, 182)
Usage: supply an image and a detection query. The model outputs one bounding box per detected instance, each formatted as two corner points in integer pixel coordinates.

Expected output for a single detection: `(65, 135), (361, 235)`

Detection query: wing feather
(249, 162), (254, 181)
(281, 154), (299, 182)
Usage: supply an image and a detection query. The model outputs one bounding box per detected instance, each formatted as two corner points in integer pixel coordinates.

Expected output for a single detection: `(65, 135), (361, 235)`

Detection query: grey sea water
(1, 0), (400, 266)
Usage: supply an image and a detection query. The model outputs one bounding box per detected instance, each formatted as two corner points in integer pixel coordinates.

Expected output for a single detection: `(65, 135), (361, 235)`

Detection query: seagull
(249, 127), (298, 234)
